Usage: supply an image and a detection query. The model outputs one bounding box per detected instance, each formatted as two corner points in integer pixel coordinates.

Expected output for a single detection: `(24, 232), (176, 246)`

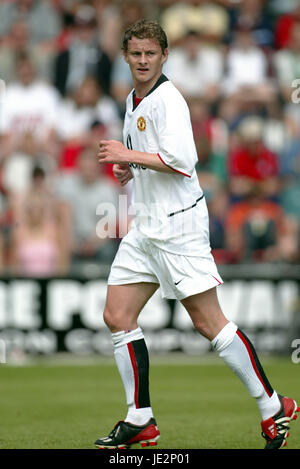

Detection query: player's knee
(192, 319), (212, 340)
(103, 307), (132, 332)
(103, 307), (116, 330)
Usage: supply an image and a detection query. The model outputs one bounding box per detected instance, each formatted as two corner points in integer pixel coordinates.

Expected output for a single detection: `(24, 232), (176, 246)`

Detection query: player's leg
(104, 282), (158, 422)
(95, 282), (160, 449)
(182, 287), (299, 448)
(182, 287), (279, 415)
(181, 286), (228, 340)
(103, 282), (158, 332)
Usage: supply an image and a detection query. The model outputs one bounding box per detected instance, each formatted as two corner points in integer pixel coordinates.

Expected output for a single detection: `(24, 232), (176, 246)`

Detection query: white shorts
(108, 229), (223, 301)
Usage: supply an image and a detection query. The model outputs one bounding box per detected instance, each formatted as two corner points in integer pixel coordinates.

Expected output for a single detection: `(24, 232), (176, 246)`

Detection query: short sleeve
(152, 90), (198, 177)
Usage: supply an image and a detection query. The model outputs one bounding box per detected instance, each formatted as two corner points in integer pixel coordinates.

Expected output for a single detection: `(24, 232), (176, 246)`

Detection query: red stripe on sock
(127, 342), (139, 408)
(236, 330), (272, 397)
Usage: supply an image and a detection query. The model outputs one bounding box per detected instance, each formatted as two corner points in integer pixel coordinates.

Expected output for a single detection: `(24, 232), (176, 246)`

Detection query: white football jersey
(123, 75), (212, 257)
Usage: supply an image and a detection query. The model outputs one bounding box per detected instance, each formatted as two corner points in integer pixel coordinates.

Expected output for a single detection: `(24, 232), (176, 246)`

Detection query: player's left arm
(98, 140), (176, 174)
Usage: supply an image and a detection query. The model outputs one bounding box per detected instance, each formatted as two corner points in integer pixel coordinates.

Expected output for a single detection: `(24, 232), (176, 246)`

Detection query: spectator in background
(164, 29), (224, 102)
(0, 52), (60, 155)
(222, 26), (275, 106)
(280, 167), (300, 253)
(278, 99), (300, 248)
(54, 4), (112, 97)
(0, 52), (60, 199)
(262, 101), (288, 155)
(273, 21), (300, 102)
(110, 53), (133, 117)
(159, 0), (229, 46)
(57, 76), (122, 171)
(228, 0), (274, 48)
(225, 115), (299, 263)
(96, 0), (149, 61)
(9, 164), (71, 277)
(228, 116), (280, 202)
(8, 165), (72, 275)
(1, 131), (55, 198)
(225, 188), (299, 263)
(58, 76), (122, 142)
(189, 96), (228, 262)
(94, 0), (122, 61)
(87, 120), (118, 183)
(0, 20), (55, 84)
(190, 97), (227, 195)
(55, 147), (121, 266)
(274, 0), (300, 49)
(0, 0), (297, 268)
(0, 0), (62, 46)
(10, 191), (69, 277)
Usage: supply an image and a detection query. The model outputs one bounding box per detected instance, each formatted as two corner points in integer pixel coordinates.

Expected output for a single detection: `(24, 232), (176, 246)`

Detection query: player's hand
(98, 140), (130, 164)
(113, 163), (133, 186)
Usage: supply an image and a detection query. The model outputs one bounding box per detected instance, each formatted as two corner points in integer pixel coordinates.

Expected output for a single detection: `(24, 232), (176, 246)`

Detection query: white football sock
(111, 327), (153, 426)
(211, 322), (281, 420)
(126, 405), (154, 426)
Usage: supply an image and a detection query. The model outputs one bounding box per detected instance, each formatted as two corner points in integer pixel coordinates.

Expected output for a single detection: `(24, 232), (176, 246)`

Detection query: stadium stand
(0, 0), (299, 276)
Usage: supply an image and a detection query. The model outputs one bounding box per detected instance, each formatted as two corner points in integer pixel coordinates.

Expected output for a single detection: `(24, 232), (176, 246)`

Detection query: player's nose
(139, 52), (148, 64)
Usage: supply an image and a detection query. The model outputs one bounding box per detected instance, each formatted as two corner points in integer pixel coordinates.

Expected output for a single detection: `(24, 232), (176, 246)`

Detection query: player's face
(124, 37), (168, 94)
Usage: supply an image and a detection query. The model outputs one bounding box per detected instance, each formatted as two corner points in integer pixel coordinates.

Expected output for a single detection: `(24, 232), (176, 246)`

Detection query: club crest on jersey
(137, 116), (146, 131)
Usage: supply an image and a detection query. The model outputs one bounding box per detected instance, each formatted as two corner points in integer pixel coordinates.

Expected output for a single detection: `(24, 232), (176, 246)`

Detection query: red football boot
(95, 418), (160, 449)
(261, 395), (299, 449)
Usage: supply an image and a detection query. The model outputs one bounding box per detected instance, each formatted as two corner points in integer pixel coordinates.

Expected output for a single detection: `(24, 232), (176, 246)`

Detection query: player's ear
(123, 50), (129, 64)
(161, 48), (168, 65)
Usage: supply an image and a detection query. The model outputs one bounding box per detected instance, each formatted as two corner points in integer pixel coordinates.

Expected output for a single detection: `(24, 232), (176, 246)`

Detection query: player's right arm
(99, 140), (176, 175)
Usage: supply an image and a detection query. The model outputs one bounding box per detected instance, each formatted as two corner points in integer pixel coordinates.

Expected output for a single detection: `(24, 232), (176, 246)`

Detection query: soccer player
(95, 20), (299, 449)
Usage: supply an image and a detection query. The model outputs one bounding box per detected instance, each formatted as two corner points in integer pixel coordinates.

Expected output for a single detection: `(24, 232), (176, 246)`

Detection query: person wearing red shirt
(228, 117), (279, 200)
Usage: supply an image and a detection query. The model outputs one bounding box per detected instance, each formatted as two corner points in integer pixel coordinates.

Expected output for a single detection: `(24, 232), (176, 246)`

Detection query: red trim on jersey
(157, 153), (191, 178)
(236, 330), (272, 397)
(127, 342), (139, 408)
(212, 275), (222, 286)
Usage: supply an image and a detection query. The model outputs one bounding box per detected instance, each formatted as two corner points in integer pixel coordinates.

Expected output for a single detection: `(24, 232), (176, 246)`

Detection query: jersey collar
(132, 74), (169, 111)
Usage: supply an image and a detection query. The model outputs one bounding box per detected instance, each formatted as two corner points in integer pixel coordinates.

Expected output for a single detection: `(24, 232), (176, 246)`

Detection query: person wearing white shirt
(222, 28), (274, 103)
(0, 53), (60, 195)
(164, 30), (224, 101)
(57, 76), (122, 143)
(93, 20), (298, 451)
(0, 53), (59, 142)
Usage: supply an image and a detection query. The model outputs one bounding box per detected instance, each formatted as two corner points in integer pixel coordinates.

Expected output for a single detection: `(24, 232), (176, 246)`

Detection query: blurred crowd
(0, 0), (300, 277)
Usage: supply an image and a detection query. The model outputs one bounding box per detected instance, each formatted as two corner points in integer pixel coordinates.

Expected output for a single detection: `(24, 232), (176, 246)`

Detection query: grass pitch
(0, 355), (299, 449)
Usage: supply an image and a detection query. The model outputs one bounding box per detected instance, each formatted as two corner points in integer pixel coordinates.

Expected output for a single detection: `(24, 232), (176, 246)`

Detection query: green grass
(0, 355), (299, 449)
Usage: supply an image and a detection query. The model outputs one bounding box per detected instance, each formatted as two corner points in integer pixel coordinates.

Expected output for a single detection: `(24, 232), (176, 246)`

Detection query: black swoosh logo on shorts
(174, 279), (183, 285)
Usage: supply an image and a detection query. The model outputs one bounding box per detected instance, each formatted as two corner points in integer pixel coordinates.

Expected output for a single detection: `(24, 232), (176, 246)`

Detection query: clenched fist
(98, 140), (130, 165)
(113, 163), (133, 186)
